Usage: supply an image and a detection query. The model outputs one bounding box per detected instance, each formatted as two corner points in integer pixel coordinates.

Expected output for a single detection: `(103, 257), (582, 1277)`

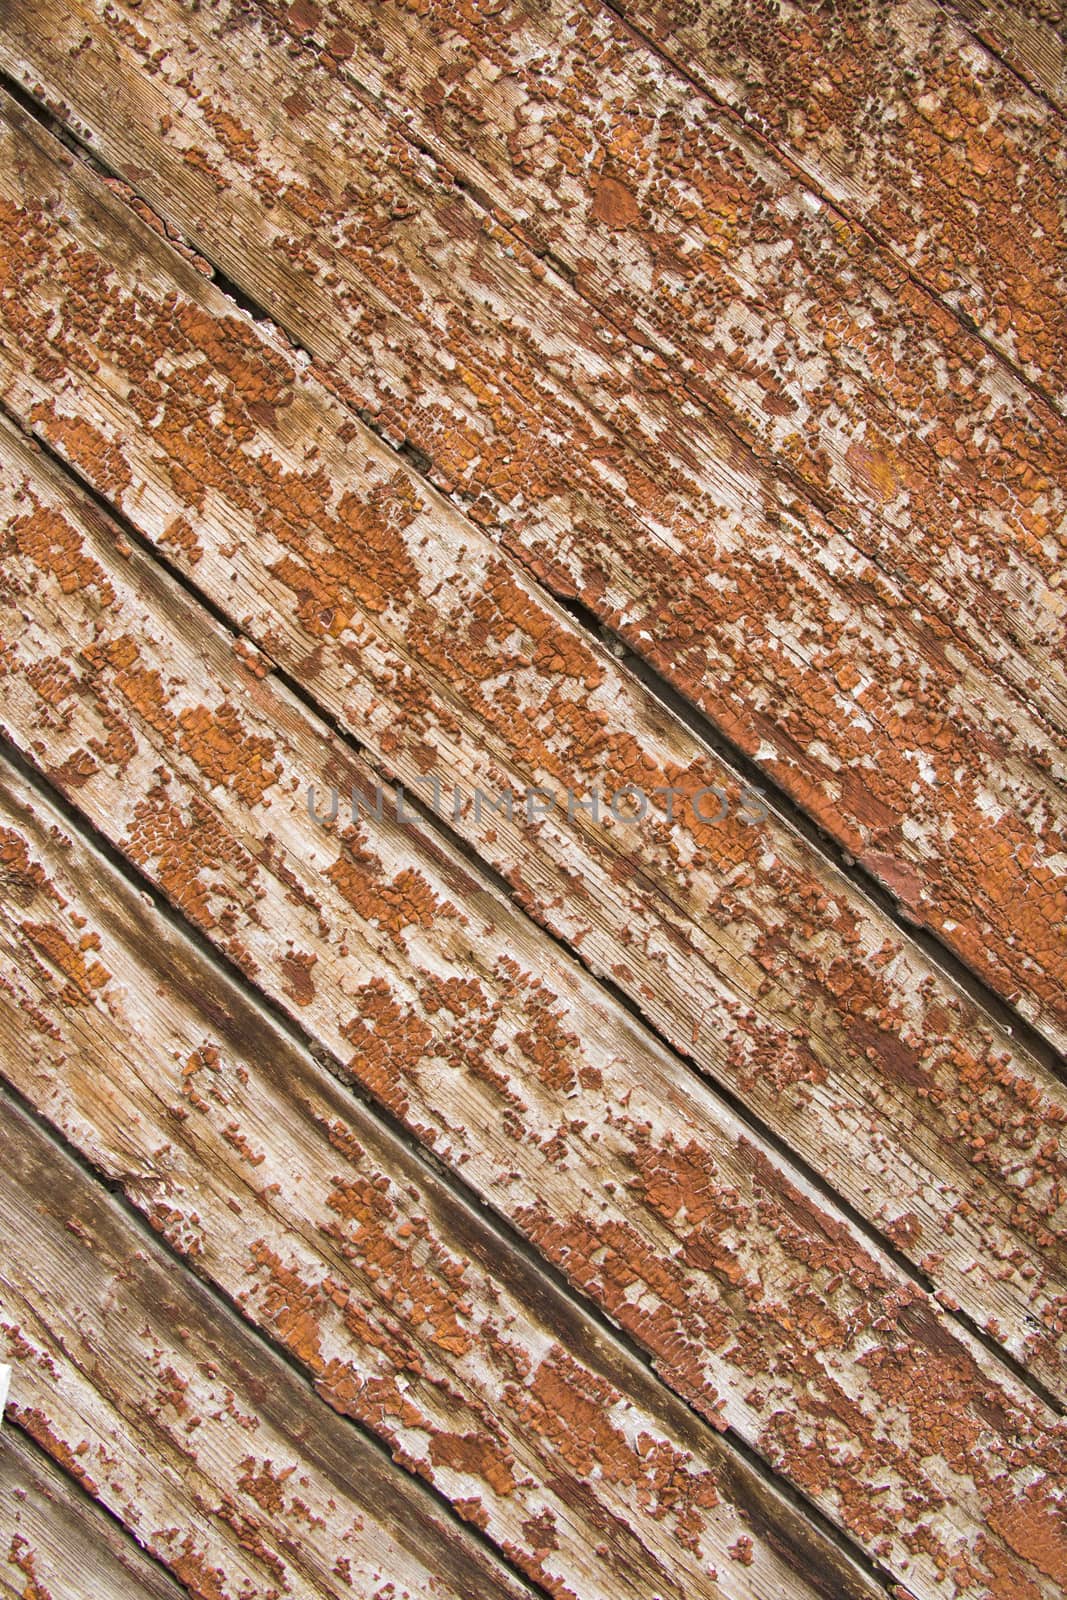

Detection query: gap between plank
(0, 1049), (559, 1600)
(2, 403), (1063, 1429)
(0, 735), (904, 1600)
(594, 0), (1066, 420)
(3, 67), (1065, 1082)
(3, 1419), (191, 1599)
(934, 0), (1067, 123)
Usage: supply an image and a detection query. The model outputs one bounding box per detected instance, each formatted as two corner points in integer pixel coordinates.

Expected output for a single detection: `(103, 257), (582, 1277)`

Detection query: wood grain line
(2, 0), (1063, 1055)
(0, 93), (1063, 1408)
(0, 753), (893, 1600)
(942, 0), (1067, 114)
(0, 1108), (541, 1600)
(602, 0), (1066, 406)
(0, 1428), (193, 1600)
(0, 329), (1064, 1595)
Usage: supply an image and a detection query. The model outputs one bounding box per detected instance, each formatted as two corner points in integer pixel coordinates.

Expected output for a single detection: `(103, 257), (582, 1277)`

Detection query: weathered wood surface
(0, 7), (1064, 1597)
(0, 1102), (538, 1600)
(3, 0), (1064, 1056)
(948, 0), (1067, 112)
(609, 0), (1066, 402)
(0, 762), (886, 1600)
(0, 286), (1065, 1599)
(1, 1430), (188, 1600)
(0, 95), (1064, 1410)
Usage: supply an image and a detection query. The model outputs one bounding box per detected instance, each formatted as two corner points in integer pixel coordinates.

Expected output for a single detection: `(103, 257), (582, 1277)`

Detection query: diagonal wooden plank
(0, 1430), (189, 1600)
(0, 1104), (539, 1600)
(0, 289), (1064, 1597)
(267, 0), (1067, 413)
(604, 0), (1066, 404)
(946, 0), (1067, 113)
(2, 0), (1064, 1057)
(0, 759), (888, 1600)
(0, 91), (1063, 1410)
(238, 0), (1067, 704)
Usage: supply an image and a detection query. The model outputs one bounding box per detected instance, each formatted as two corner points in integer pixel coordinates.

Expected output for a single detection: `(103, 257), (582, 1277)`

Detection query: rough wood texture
(3, 0), (1064, 1057)
(0, 97), (1063, 1408)
(609, 0), (1066, 402)
(1, 1431), (188, 1600)
(0, 1098), (539, 1600)
(0, 761), (885, 1600)
(948, 0), (1067, 112)
(0, 279), (1065, 1599)
(0, 5), (1064, 1598)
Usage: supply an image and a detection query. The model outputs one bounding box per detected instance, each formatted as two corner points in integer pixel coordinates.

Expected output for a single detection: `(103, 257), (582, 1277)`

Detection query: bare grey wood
(948, 0), (1067, 111)
(0, 1430), (188, 1600)
(0, 91), (1062, 1409)
(0, 1096), (538, 1600)
(0, 753), (884, 1600)
(0, 321), (1064, 1597)
(0, 0), (1064, 1060)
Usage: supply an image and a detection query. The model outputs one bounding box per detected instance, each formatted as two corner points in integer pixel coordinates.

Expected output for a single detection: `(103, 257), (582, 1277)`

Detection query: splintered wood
(0, 3), (1063, 1600)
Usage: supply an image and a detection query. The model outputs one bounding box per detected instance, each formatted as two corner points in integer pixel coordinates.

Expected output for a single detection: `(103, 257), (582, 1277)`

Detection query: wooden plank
(0, 1104), (536, 1600)
(2, 0), (1065, 1059)
(1, 1430), (187, 1600)
(607, 0), (1066, 402)
(280, 0), (1067, 415)
(0, 312), (1064, 1597)
(948, 0), (1067, 113)
(0, 92), (1063, 1411)
(0, 764), (886, 1600)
